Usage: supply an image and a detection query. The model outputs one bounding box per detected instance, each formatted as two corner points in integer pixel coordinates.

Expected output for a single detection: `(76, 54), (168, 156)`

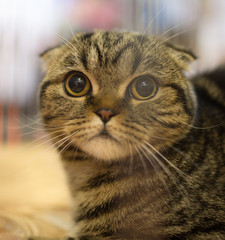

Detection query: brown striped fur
(34, 30), (225, 239)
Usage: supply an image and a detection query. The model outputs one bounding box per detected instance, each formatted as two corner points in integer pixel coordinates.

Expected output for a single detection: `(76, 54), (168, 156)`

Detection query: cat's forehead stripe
(112, 42), (138, 65)
(70, 31), (148, 70)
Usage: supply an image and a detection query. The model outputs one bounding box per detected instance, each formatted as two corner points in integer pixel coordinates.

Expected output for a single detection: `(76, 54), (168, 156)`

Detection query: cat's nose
(95, 108), (118, 124)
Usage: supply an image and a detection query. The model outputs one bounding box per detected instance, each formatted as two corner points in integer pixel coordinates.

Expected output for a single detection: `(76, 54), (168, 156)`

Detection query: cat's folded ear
(40, 45), (61, 71)
(166, 43), (197, 70)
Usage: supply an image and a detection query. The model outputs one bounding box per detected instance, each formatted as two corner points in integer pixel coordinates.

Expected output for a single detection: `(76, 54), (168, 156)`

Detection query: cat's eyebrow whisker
(142, 18), (193, 57)
(55, 33), (77, 55)
(64, 16), (76, 39)
(160, 28), (192, 45)
(156, 18), (193, 42)
(141, 7), (164, 41)
(64, 17), (82, 49)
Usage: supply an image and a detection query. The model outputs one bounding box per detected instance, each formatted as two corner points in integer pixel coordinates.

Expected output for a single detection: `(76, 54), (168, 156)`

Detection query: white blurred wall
(0, 0), (57, 104)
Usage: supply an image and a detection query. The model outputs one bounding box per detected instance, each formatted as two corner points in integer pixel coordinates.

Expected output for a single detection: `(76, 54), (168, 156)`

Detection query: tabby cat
(31, 30), (225, 240)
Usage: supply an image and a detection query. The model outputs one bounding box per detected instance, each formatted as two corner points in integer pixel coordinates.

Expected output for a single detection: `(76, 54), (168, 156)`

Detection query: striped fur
(35, 31), (225, 239)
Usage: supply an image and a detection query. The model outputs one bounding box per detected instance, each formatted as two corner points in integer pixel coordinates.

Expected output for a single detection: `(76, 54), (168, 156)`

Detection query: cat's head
(40, 30), (197, 161)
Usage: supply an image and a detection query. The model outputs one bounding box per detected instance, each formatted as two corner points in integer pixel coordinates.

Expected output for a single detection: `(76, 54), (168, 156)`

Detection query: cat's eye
(129, 75), (158, 100)
(64, 72), (91, 97)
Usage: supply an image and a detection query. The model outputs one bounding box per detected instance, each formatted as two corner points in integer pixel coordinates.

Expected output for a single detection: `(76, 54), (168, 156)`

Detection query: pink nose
(95, 108), (118, 123)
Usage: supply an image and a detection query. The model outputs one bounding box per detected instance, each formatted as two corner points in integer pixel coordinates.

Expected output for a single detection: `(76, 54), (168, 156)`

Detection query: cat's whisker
(134, 145), (149, 176)
(122, 120), (185, 141)
(141, 143), (188, 197)
(23, 131), (67, 151)
(181, 121), (225, 130)
(0, 132), (71, 177)
(17, 121), (78, 141)
(143, 144), (181, 184)
(138, 144), (169, 191)
(14, 118), (67, 132)
(18, 118), (87, 133)
(34, 129), (81, 162)
(22, 129), (64, 145)
(20, 128), (63, 138)
(19, 124), (68, 136)
(19, 112), (41, 123)
(127, 140), (134, 175)
(7, 119), (44, 131)
(58, 134), (77, 156)
(47, 135), (74, 156)
(172, 147), (195, 166)
(71, 143), (82, 165)
(19, 129), (48, 137)
(144, 141), (188, 179)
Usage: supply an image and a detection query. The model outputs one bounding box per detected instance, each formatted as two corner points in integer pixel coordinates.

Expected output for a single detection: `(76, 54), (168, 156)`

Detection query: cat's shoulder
(192, 66), (225, 101)
(190, 66), (225, 122)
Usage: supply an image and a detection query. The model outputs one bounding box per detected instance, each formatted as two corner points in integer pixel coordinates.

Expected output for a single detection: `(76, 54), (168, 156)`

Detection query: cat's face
(40, 30), (196, 161)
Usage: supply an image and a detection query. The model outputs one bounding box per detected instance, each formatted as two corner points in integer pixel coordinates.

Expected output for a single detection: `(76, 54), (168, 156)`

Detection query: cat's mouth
(91, 129), (119, 142)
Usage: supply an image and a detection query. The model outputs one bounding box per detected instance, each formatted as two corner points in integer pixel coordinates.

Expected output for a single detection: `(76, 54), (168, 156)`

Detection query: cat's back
(192, 67), (225, 116)
(186, 66), (225, 197)
(188, 66), (225, 169)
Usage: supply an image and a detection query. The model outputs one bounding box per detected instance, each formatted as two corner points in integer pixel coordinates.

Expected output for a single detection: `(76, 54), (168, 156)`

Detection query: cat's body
(33, 31), (225, 240)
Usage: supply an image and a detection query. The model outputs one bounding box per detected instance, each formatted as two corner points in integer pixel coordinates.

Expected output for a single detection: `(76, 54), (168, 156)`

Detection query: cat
(30, 30), (225, 239)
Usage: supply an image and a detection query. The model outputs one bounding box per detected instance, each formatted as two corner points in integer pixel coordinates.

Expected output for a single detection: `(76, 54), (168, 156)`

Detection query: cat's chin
(79, 137), (129, 161)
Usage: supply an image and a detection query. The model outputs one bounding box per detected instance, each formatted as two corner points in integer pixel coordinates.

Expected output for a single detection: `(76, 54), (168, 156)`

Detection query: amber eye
(129, 75), (158, 100)
(64, 72), (91, 97)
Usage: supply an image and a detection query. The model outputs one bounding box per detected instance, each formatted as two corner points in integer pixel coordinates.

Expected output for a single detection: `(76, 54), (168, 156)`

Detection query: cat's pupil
(135, 78), (154, 97)
(69, 75), (86, 93)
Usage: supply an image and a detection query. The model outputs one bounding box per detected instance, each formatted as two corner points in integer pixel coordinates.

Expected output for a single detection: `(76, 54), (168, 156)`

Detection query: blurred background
(0, 0), (225, 145)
